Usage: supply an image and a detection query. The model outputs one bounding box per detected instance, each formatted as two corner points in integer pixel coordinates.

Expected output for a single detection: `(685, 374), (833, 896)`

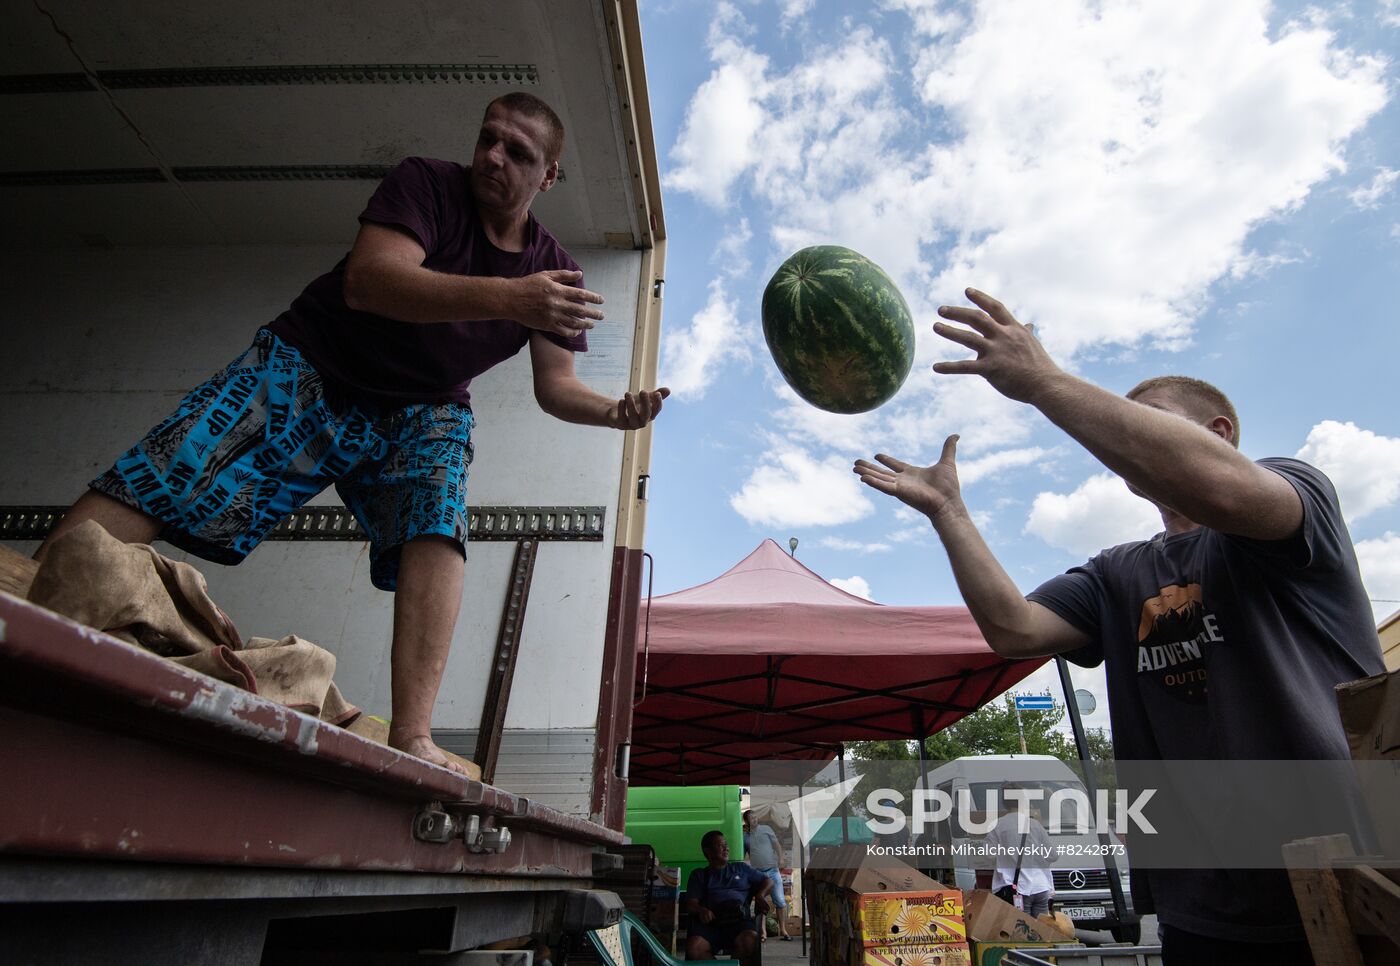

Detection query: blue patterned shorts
(91, 329), (474, 591)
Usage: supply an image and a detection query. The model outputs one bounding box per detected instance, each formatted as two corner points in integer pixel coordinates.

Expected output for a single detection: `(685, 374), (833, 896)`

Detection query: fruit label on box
(864, 941), (972, 966)
(855, 893), (966, 944)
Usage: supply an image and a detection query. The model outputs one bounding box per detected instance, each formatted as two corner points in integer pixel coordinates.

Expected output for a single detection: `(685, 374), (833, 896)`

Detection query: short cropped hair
(1127, 375), (1241, 448)
(701, 829), (725, 851)
(486, 92), (565, 161)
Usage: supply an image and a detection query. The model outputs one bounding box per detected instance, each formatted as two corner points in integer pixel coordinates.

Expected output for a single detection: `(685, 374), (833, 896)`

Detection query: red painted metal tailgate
(0, 592), (622, 877)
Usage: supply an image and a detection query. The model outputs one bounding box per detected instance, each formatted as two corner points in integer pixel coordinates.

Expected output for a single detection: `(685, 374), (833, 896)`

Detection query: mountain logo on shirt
(1135, 583), (1220, 703)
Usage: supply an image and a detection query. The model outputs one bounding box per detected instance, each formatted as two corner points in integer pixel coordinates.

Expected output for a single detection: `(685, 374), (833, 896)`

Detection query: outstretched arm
(529, 332), (669, 429)
(342, 223), (604, 340)
(932, 289), (1301, 540)
(855, 436), (1090, 659)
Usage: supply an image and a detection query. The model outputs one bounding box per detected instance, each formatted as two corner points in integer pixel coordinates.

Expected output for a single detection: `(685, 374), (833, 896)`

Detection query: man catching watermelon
(854, 288), (1384, 964)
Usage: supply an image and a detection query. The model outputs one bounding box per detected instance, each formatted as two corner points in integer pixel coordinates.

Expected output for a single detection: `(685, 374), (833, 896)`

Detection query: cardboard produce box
(1337, 669), (1400, 761)
(844, 867), (965, 945)
(807, 852), (971, 966)
(819, 930), (972, 966)
(1037, 912), (1075, 938)
(970, 943), (1072, 966)
(863, 941), (972, 966)
(964, 891), (1074, 945)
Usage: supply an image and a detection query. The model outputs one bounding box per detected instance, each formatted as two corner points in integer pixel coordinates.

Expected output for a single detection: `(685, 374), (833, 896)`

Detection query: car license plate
(1062, 905), (1105, 920)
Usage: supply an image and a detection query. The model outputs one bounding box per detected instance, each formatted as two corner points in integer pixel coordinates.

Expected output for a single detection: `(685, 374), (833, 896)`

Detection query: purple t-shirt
(269, 156), (586, 409)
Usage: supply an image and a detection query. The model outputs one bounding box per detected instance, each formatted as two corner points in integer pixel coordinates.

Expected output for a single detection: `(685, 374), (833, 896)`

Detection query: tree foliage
(849, 694), (1114, 763)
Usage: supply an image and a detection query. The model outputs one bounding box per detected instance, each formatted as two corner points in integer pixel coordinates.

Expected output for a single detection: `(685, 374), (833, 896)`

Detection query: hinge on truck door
(636, 474), (649, 501)
(413, 804), (461, 844)
(412, 803), (512, 853)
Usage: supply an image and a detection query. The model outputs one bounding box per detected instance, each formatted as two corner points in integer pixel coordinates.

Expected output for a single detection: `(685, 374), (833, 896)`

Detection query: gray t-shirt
(747, 824), (783, 869)
(1028, 458), (1385, 940)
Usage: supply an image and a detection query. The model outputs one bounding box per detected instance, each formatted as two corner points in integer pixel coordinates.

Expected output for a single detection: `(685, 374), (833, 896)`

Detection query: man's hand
(695, 907), (716, 924)
(607, 388), (670, 430)
(854, 435), (966, 525)
(754, 895), (773, 916)
(512, 270), (604, 339)
(933, 288), (1063, 404)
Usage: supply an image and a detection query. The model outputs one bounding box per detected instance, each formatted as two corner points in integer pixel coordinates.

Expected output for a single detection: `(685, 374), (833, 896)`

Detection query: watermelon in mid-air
(761, 245), (915, 414)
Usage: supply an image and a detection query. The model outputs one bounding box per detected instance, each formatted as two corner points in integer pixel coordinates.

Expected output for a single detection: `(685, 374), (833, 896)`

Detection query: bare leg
(685, 934), (713, 961)
(387, 534), (469, 775)
(36, 490), (161, 562)
(734, 930), (760, 966)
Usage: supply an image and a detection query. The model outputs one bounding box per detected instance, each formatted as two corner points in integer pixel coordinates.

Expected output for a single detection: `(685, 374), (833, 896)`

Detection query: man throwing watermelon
(854, 288), (1383, 963)
(39, 92), (668, 775)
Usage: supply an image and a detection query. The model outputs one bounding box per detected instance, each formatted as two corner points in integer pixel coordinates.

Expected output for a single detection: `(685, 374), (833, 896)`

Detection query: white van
(912, 754), (1140, 943)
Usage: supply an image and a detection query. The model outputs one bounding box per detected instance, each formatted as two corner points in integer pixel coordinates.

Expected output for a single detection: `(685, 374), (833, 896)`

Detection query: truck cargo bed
(0, 591), (625, 963)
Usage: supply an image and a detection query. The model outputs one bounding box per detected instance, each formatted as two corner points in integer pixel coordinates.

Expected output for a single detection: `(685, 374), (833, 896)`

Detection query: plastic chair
(585, 910), (727, 966)
(588, 912), (750, 963)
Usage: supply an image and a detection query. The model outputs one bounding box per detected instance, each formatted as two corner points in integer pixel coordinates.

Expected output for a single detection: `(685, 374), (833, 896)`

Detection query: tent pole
(910, 703), (928, 868)
(916, 730), (928, 861)
(798, 776), (808, 957)
(837, 744), (850, 844)
(1056, 656), (1132, 933)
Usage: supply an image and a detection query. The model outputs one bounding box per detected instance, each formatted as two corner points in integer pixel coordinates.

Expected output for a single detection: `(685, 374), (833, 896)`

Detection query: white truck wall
(0, 244), (640, 750)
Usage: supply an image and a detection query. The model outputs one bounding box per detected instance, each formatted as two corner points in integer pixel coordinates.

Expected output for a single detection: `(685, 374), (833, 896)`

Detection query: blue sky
(635, 0), (1400, 731)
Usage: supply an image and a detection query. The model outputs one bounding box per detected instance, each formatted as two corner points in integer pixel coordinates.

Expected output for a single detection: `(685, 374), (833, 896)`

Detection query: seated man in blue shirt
(685, 830), (772, 966)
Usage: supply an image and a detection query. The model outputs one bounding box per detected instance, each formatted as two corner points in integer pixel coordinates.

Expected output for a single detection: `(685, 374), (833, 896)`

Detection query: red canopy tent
(629, 539), (1047, 785)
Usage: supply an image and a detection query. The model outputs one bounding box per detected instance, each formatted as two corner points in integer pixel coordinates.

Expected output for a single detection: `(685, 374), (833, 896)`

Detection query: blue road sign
(1014, 694), (1055, 710)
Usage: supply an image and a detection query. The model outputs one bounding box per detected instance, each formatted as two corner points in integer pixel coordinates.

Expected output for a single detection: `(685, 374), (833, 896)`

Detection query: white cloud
(1381, 0), (1400, 27)
(663, 6), (771, 207)
(882, 374), (1039, 459)
(818, 537), (892, 553)
(830, 575), (874, 600)
(772, 383), (884, 453)
(659, 278), (753, 399)
(881, 0), (963, 38)
(669, 0), (1388, 360)
(1296, 421), (1400, 522)
(665, 1), (1389, 578)
(730, 445), (876, 527)
(913, 2), (1388, 358)
(1228, 248), (1306, 280)
(1356, 532), (1400, 622)
(1348, 167), (1399, 209)
(1024, 473), (1163, 557)
(958, 447), (1053, 486)
(714, 218), (753, 269)
(886, 525), (932, 544)
(779, 0), (814, 31)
